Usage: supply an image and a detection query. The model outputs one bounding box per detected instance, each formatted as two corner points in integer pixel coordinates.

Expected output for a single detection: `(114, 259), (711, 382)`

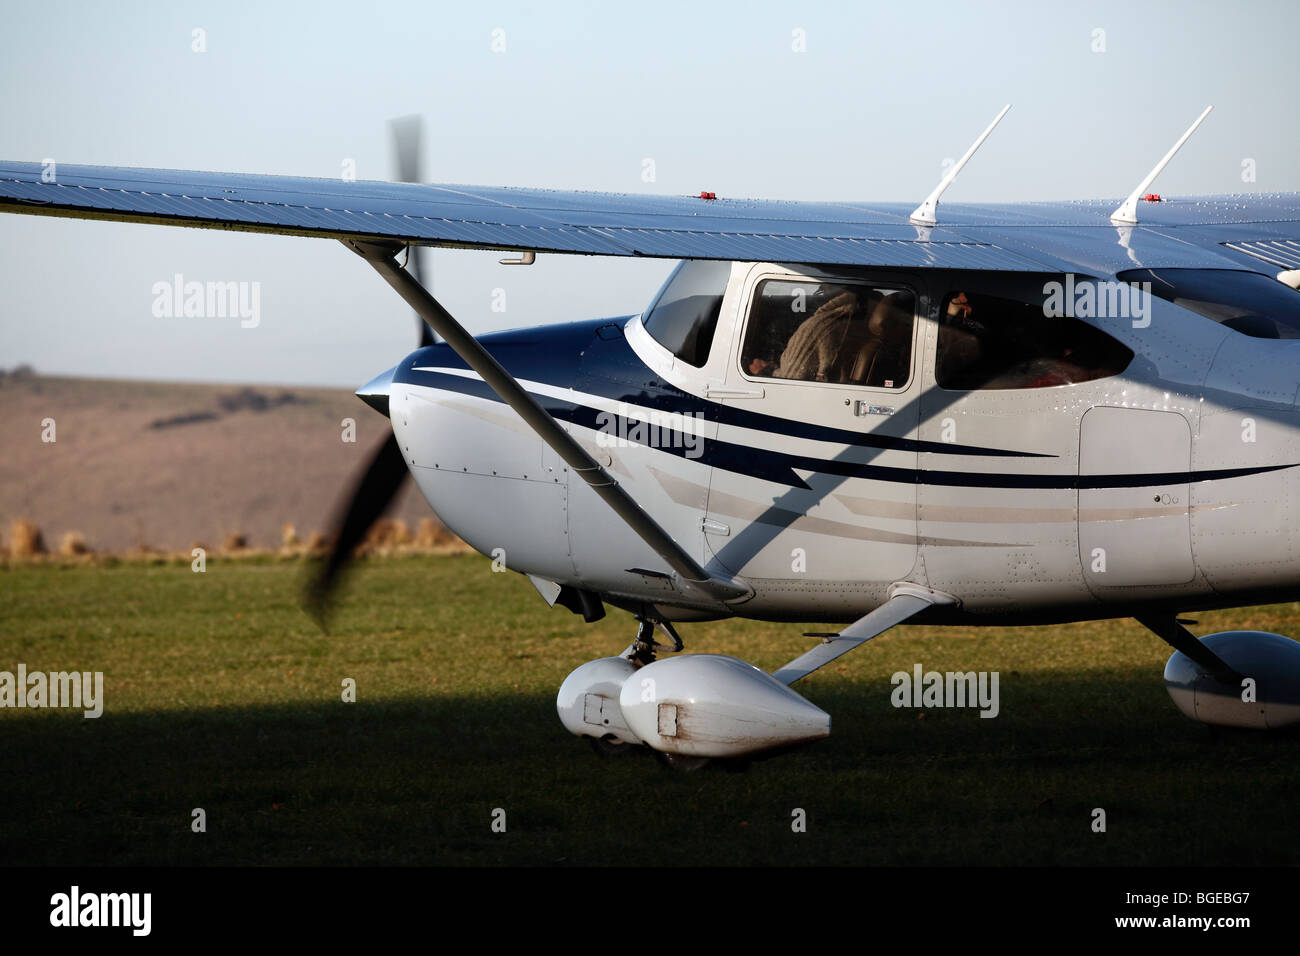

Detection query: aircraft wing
(0, 160), (1048, 270)
(4, 161), (1300, 274)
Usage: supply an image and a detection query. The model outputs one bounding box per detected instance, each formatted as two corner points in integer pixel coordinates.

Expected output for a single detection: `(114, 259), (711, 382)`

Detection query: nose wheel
(566, 612), (825, 772)
(654, 752), (712, 772)
(589, 735), (637, 758)
(629, 615), (718, 770)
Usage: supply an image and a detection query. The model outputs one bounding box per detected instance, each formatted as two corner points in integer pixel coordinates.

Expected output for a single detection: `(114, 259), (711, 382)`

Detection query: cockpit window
(740, 279), (915, 388)
(642, 259), (731, 367)
(1117, 268), (1300, 339)
(936, 288), (1133, 390)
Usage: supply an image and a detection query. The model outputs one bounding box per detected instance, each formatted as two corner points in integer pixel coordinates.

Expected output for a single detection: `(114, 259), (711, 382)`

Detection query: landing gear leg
(625, 609), (684, 667)
(1137, 613), (1244, 684)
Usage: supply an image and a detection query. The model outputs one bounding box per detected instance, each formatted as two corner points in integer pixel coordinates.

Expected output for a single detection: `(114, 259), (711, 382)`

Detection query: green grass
(3, 554), (1300, 865)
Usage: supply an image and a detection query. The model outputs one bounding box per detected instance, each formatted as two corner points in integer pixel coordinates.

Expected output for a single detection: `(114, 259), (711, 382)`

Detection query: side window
(936, 290), (1133, 390)
(1117, 267), (1300, 340)
(740, 279), (914, 388)
(642, 259), (731, 367)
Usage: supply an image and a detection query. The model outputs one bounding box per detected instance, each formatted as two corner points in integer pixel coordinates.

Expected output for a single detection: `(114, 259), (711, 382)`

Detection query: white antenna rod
(1110, 105), (1213, 224)
(909, 104), (1011, 226)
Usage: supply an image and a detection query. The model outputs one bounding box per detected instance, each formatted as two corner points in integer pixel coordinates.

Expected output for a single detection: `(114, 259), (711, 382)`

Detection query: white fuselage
(389, 262), (1300, 625)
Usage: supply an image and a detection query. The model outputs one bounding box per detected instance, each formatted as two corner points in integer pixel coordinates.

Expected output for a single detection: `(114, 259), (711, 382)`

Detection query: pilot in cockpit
(742, 284), (914, 388)
(773, 289), (871, 382)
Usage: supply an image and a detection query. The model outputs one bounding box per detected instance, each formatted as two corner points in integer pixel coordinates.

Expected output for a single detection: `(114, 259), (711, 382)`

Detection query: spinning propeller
(304, 116), (436, 623)
(389, 115), (435, 348)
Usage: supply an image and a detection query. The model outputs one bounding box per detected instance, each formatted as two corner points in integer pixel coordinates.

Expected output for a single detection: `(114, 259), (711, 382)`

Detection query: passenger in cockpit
(936, 291), (984, 385)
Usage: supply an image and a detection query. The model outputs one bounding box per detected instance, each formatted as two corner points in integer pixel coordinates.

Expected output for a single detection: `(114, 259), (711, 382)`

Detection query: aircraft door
(702, 270), (921, 584)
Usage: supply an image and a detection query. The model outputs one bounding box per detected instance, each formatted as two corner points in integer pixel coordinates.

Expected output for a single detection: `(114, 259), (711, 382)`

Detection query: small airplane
(6, 105), (1300, 769)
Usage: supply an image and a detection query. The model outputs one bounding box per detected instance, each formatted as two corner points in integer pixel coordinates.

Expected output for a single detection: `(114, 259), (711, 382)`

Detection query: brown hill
(0, 373), (442, 554)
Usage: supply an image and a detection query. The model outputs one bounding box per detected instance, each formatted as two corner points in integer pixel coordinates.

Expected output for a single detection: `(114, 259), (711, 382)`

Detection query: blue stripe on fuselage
(394, 316), (1051, 459)
(389, 318), (1297, 492)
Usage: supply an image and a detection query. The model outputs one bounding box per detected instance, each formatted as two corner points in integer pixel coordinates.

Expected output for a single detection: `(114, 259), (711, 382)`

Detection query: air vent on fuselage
(1221, 239), (1300, 271)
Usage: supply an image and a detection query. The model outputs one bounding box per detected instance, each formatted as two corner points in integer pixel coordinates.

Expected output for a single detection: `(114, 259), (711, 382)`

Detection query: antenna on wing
(909, 104), (1011, 226)
(1110, 105), (1213, 224)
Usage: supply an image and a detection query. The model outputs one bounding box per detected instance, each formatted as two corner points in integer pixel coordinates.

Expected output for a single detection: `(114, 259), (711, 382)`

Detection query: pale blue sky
(1, 0), (1297, 386)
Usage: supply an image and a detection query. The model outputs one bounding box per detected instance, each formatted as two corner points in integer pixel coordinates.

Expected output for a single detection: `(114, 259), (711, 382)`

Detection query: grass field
(3, 553), (1300, 866)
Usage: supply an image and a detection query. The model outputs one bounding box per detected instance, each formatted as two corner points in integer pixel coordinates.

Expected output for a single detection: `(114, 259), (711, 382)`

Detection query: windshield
(642, 260), (731, 367)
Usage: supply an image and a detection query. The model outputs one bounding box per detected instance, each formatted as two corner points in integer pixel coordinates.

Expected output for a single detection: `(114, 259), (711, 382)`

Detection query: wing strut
(772, 584), (958, 685)
(344, 238), (749, 605)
